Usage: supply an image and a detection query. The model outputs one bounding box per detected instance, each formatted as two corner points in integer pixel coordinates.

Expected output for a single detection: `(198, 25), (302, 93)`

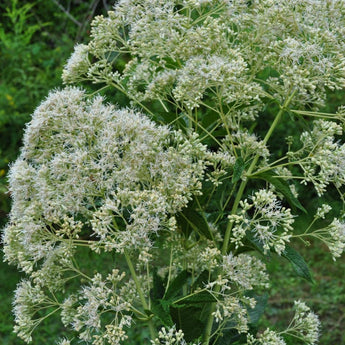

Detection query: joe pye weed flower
(3, 0), (345, 344)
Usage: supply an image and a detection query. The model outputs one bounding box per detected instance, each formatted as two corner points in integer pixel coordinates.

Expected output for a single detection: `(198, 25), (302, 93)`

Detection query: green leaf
(244, 232), (268, 256)
(252, 171), (307, 213)
(232, 156), (245, 183)
(191, 270), (209, 290)
(245, 292), (268, 325)
(150, 269), (165, 300)
(178, 207), (214, 241)
(150, 270), (174, 326)
(151, 299), (174, 327)
(282, 245), (314, 283)
(176, 210), (192, 238)
(170, 305), (206, 342)
(164, 270), (190, 300)
(215, 328), (247, 345)
(202, 174), (233, 214)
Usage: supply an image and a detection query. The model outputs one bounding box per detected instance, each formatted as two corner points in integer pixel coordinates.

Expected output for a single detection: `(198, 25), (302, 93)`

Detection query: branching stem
(202, 90), (296, 345)
(124, 250), (157, 339)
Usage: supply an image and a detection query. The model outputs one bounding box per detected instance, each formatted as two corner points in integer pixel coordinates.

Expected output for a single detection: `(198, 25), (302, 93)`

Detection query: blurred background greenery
(0, 0), (345, 344)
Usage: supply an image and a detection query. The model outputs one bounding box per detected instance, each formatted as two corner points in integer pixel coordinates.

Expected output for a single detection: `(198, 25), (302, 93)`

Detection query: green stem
(172, 288), (207, 305)
(108, 81), (157, 120)
(202, 90), (296, 345)
(124, 250), (157, 340)
(222, 89), (297, 255)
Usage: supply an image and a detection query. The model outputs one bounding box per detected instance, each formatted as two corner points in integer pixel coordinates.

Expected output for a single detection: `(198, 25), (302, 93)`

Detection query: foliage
(3, 1), (345, 345)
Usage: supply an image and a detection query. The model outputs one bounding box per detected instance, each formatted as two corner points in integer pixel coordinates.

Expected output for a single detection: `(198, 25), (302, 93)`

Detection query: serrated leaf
(176, 211), (192, 238)
(191, 270), (209, 290)
(282, 245), (314, 283)
(170, 305), (206, 342)
(164, 270), (190, 300)
(215, 328), (247, 345)
(245, 292), (268, 325)
(232, 156), (245, 183)
(151, 299), (174, 326)
(178, 207), (214, 241)
(150, 269), (165, 300)
(253, 171), (307, 213)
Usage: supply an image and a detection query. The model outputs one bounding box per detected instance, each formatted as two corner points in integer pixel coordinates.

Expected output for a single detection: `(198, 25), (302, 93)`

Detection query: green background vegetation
(0, 0), (344, 344)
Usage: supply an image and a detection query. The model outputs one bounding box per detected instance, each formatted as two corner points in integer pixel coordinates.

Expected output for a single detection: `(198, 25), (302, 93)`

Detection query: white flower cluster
(327, 219), (345, 259)
(213, 295), (256, 333)
(71, 272), (132, 344)
(228, 131), (270, 163)
(3, 87), (206, 269)
(221, 253), (269, 291)
(315, 204), (332, 219)
(12, 280), (48, 343)
(151, 326), (198, 345)
(2, 87), (207, 343)
(295, 120), (345, 195)
(207, 253), (268, 332)
(13, 265), (134, 344)
(247, 329), (286, 345)
(311, 218), (345, 260)
(246, 301), (320, 345)
(63, 0), (345, 119)
(233, 0), (345, 108)
(229, 189), (294, 254)
(62, 44), (90, 84)
(4, 0), (345, 344)
(289, 301), (320, 345)
(62, 0), (261, 119)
